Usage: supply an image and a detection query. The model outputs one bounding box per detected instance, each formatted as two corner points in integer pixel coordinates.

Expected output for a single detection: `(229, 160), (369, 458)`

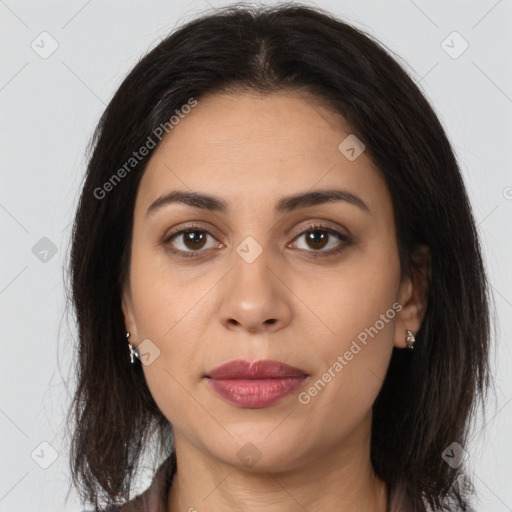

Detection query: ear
(121, 280), (138, 341)
(394, 244), (430, 349)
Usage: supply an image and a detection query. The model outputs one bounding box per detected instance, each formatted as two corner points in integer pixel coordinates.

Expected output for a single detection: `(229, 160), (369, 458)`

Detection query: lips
(204, 359), (308, 408)
(206, 359), (308, 380)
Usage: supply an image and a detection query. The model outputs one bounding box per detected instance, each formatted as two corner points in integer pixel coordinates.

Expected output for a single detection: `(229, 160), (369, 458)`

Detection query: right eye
(163, 226), (222, 258)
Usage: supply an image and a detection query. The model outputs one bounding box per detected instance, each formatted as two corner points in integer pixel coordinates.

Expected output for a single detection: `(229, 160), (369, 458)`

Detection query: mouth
(204, 359), (309, 408)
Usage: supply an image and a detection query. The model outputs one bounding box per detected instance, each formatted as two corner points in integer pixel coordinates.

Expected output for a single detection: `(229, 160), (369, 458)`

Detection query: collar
(115, 452), (415, 511)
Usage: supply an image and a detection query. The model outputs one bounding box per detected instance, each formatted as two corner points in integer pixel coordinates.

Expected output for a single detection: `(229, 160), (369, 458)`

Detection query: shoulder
(92, 452), (177, 512)
(91, 494), (151, 512)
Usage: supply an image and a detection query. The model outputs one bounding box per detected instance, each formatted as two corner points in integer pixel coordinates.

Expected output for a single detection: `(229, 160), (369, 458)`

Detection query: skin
(122, 90), (429, 512)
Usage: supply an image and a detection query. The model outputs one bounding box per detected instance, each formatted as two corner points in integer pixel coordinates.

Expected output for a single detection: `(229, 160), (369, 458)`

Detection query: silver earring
(126, 332), (139, 363)
(406, 329), (416, 350)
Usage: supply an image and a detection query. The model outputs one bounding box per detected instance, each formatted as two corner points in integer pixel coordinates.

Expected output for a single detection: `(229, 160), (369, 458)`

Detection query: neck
(167, 416), (388, 512)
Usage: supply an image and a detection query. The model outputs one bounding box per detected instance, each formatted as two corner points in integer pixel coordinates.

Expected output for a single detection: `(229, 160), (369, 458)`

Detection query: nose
(217, 248), (292, 334)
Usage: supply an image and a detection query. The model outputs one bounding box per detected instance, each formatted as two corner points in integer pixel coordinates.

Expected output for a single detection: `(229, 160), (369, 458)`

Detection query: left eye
(291, 226), (347, 253)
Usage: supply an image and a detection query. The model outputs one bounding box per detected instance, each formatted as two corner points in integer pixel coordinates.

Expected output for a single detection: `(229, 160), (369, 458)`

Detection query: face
(122, 91), (425, 472)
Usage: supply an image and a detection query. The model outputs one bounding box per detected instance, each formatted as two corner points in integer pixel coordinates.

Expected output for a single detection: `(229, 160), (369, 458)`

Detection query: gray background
(0, 0), (511, 510)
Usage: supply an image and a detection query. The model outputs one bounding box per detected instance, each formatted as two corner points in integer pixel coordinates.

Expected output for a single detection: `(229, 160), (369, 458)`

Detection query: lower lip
(206, 377), (307, 408)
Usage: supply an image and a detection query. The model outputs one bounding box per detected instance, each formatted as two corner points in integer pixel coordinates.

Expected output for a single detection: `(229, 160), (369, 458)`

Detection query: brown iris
(182, 230), (207, 250)
(305, 230), (329, 250)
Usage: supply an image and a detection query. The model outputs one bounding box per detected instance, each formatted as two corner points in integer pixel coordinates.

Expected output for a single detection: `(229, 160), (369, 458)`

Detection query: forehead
(136, 91), (390, 216)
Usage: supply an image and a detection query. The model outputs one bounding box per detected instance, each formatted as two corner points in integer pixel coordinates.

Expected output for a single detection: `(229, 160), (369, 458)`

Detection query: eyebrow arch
(145, 189), (370, 217)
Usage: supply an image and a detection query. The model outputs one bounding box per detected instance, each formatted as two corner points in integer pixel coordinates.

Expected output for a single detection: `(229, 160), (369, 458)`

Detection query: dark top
(100, 452), (472, 511)
(103, 451), (177, 512)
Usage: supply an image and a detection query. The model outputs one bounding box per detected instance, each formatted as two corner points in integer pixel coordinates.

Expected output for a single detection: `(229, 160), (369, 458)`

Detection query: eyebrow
(145, 189), (370, 217)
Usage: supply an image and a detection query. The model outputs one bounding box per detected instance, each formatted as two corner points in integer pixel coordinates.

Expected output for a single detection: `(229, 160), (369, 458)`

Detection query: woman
(67, 3), (492, 511)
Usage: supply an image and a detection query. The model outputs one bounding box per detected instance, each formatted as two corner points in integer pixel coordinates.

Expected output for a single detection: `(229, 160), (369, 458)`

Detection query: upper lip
(206, 359), (308, 379)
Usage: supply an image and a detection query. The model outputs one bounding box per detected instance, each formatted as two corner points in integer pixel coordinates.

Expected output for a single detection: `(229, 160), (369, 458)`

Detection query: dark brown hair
(66, 3), (494, 511)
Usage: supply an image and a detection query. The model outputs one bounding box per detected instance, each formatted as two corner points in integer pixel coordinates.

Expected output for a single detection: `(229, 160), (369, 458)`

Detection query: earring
(406, 329), (416, 350)
(126, 332), (139, 363)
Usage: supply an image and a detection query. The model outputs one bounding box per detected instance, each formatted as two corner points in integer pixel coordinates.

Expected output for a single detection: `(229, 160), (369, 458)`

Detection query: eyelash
(162, 223), (351, 259)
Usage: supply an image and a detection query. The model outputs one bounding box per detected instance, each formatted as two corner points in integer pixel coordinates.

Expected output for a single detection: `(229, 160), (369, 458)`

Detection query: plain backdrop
(0, 0), (511, 510)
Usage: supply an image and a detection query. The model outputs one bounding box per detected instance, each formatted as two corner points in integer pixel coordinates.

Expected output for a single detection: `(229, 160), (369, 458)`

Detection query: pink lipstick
(205, 359), (308, 408)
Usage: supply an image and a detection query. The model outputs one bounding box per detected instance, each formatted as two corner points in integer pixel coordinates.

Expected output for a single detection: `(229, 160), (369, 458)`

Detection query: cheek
(299, 236), (401, 349)
(128, 247), (206, 409)
(142, 361), (205, 441)
(296, 237), (400, 411)
(128, 240), (191, 337)
(130, 269), (206, 430)
(297, 306), (396, 444)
